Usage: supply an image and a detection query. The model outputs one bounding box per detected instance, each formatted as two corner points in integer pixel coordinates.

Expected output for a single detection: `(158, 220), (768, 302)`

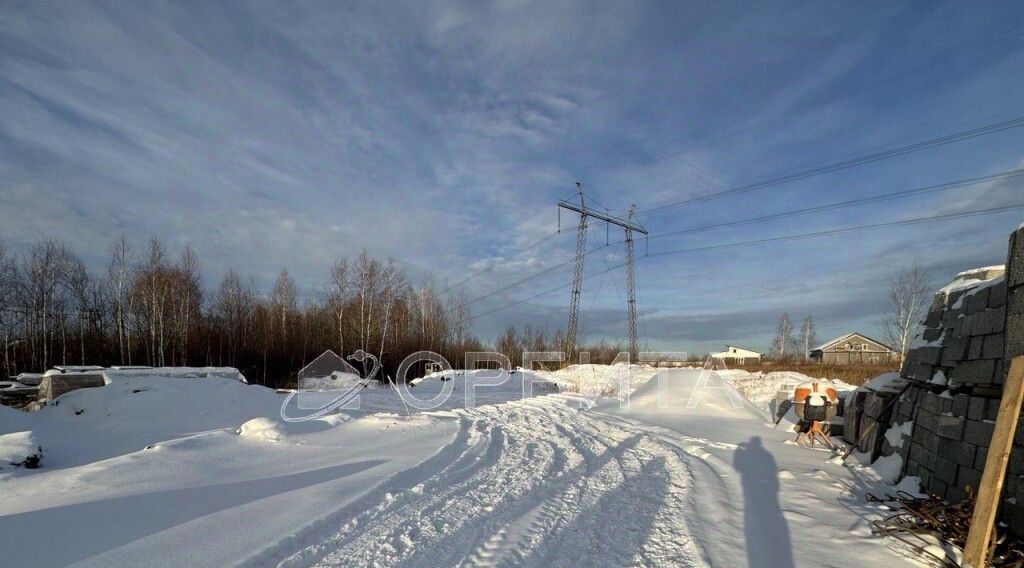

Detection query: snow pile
(299, 370), (365, 391)
(5, 375), (282, 469)
(0, 430), (39, 469)
(101, 366), (247, 384)
(939, 266), (1004, 298)
(237, 414), (351, 442)
(542, 363), (661, 398)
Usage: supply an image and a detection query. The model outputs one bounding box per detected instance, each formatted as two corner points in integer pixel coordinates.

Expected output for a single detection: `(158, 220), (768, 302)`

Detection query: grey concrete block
(917, 409), (938, 435)
(958, 467), (983, 493)
(1010, 448), (1024, 475)
(968, 335), (985, 359)
(946, 485), (967, 504)
(1009, 228), (1024, 288)
(1002, 501), (1024, 538)
(942, 338), (969, 365)
(950, 359), (996, 384)
(957, 443), (976, 466)
(991, 281), (1007, 308)
(905, 461), (919, 478)
(909, 346), (942, 366)
(1007, 339), (1024, 361)
(951, 394), (970, 417)
(937, 437), (962, 456)
(922, 327), (943, 342)
(920, 392), (943, 414)
(967, 287), (991, 314)
(949, 290), (968, 312)
(968, 397), (987, 420)
(908, 363), (935, 382)
(989, 307), (1006, 333)
(975, 446), (990, 471)
(965, 419), (996, 446)
(983, 333), (1005, 359)
(919, 468), (932, 488)
(986, 400), (1001, 421)
(1011, 288), (1024, 316)
(908, 442), (925, 463)
(864, 393), (895, 421)
(940, 395), (953, 414)
(936, 415), (966, 440)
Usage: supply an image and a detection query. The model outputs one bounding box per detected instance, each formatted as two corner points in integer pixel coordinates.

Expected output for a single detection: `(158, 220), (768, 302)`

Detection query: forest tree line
(0, 237), (625, 387)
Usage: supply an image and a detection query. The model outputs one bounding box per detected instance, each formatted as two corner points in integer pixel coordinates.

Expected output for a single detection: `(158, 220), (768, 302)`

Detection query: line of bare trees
(0, 237), (488, 387)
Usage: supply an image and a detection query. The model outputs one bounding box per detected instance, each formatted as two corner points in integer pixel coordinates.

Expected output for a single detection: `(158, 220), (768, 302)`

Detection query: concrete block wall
(887, 225), (1024, 535)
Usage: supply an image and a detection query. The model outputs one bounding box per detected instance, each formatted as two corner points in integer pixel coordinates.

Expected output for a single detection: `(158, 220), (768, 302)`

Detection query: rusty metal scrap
(866, 490), (1024, 567)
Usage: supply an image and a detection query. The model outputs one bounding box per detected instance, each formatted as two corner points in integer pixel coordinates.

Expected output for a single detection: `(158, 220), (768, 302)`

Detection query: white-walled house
(709, 346), (762, 365)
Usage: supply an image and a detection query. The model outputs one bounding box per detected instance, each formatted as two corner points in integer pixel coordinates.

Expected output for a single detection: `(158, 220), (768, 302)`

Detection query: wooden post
(963, 356), (1024, 567)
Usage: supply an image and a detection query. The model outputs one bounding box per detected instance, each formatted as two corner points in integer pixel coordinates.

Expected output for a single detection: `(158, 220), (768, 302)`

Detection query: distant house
(810, 332), (898, 364)
(709, 346), (762, 365)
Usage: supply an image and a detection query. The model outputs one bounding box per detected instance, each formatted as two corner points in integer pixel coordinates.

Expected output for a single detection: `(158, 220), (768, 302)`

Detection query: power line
(461, 169), (1022, 306)
(646, 203), (1024, 258)
(651, 168), (1024, 240)
(638, 115), (1024, 216)
(464, 202), (1024, 323)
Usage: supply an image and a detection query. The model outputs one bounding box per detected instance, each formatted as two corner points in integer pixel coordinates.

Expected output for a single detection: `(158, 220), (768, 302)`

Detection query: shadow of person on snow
(733, 436), (795, 568)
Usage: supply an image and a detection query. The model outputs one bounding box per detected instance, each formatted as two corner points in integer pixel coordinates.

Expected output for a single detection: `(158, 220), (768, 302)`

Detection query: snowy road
(275, 395), (702, 568)
(1, 368), (918, 568)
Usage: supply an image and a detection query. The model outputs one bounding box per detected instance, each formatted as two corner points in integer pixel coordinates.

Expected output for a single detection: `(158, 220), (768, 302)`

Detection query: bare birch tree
(800, 315), (817, 361)
(882, 261), (933, 358)
(771, 312), (796, 359)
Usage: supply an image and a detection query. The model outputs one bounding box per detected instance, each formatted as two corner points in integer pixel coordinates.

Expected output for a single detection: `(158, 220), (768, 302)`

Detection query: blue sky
(2, 1), (1024, 354)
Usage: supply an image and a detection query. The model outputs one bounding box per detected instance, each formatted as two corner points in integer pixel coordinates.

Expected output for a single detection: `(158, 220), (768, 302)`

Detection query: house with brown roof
(809, 332), (899, 364)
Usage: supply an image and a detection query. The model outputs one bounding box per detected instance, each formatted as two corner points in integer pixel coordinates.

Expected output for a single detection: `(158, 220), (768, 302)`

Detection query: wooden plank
(963, 356), (1024, 567)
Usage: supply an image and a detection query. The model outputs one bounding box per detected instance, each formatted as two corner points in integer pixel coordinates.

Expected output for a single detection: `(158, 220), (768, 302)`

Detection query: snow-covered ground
(0, 366), (921, 567)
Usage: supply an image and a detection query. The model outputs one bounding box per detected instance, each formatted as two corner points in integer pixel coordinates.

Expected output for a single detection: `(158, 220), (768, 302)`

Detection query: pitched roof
(813, 332), (895, 353)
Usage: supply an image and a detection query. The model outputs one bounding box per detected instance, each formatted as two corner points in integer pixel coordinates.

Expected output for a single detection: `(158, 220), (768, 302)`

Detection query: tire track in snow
(273, 395), (703, 568)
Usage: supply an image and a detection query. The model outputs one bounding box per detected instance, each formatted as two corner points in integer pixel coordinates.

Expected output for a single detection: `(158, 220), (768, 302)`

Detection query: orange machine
(793, 381), (839, 448)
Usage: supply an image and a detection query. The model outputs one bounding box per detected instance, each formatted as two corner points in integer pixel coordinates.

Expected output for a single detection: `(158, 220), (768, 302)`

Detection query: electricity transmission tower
(558, 184), (647, 360)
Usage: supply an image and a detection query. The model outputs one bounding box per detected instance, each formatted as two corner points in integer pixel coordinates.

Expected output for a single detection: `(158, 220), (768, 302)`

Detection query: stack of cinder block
(885, 225), (1024, 535)
(844, 385), (903, 460)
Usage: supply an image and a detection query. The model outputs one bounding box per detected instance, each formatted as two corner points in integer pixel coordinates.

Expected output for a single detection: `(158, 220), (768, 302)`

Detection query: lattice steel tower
(558, 186), (647, 360)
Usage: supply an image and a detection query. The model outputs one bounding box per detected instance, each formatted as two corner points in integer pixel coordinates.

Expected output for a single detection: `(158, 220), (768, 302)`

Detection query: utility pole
(624, 204), (639, 360)
(558, 186), (648, 360)
(565, 183), (588, 358)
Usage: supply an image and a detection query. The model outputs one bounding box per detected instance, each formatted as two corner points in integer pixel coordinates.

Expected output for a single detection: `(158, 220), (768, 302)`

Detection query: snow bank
(0, 430), (39, 469)
(101, 366), (247, 384)
(541, 363), (660, 398)
(237, 414), (350, 442)
(7, 375), (282, 469)
(298, 370), (365, 391)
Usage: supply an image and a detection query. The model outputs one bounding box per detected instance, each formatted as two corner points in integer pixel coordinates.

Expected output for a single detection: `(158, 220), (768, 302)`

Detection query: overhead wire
(637, 115), (1024, 216)
(461, 202), (1024, 323)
